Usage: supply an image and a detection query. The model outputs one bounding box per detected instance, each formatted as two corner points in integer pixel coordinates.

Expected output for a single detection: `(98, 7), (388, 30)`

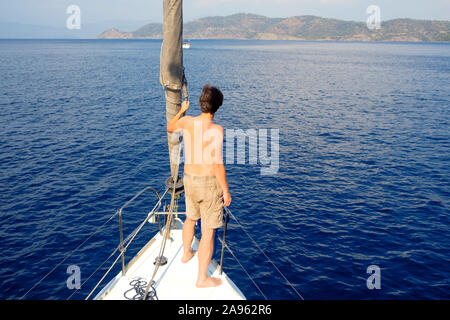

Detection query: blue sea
(0, 39), (449, 300)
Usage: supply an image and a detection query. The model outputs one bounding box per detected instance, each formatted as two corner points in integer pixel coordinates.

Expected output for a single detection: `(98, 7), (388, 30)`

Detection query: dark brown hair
(199, 84), (223, 114)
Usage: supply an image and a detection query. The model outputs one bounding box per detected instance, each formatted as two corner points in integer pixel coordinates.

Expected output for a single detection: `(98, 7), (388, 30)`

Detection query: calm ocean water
(0, 39), (449, 300)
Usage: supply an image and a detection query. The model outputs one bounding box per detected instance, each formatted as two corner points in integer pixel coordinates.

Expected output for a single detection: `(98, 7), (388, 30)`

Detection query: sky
(0, 0), (449, 29)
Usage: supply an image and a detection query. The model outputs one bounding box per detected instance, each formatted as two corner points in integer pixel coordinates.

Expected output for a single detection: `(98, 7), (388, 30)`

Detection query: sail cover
(161, 0), (185, 178)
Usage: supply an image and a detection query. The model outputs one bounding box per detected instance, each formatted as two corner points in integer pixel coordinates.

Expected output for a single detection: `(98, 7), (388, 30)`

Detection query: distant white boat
(183, 42), (191, 49)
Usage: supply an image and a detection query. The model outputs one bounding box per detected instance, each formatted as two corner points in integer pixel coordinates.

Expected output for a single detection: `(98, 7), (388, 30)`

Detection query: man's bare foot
(196, 277), (222, 288)
(181, 249), (196, 263)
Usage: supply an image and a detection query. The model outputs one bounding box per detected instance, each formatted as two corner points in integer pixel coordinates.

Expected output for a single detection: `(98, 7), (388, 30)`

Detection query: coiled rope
(124, 279), (157, 300)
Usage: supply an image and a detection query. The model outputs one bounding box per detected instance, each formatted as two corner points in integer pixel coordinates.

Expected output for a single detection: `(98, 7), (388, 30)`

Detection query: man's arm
(213, 126), (231, 207)
(167, 100), (189, 133)
(215, 163), (231, 207)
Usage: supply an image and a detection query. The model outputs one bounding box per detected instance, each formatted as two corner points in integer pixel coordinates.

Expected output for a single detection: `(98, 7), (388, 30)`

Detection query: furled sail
(160, 0), (187, 178)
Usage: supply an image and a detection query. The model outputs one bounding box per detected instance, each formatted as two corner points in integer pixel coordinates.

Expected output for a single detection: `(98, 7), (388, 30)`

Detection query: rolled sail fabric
(160, 0), (184, 178)
(160, 0), (183, 91)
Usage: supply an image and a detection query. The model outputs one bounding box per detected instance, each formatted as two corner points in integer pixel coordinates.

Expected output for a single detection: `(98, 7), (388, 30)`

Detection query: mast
(160, 0), (188, 179)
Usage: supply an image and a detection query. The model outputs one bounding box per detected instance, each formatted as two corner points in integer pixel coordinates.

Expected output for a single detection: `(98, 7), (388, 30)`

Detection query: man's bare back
(182, 115), (224, 176)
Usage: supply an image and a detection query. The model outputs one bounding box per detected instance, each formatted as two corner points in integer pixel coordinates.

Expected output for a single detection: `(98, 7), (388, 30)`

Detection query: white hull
(94, 219), (246, 300)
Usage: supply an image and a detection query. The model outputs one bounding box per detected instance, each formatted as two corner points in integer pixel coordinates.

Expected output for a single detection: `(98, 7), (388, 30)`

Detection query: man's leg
(196, 225), (222, 288)
(181, 217), (197, 263)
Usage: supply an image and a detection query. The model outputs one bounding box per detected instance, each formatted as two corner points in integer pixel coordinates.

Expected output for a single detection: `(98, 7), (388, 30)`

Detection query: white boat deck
(94, 219), (246, 300)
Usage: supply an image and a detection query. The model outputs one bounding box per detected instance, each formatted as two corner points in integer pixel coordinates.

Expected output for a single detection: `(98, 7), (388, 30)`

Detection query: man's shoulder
(211, 122), (223, 130)
(210, 123), (224, 139)
(211, 123), (224, 133)
(179, 115), (193, 126)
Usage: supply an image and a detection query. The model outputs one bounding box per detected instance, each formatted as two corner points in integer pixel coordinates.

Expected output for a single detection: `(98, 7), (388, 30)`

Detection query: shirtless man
(167, 84), (231, 288)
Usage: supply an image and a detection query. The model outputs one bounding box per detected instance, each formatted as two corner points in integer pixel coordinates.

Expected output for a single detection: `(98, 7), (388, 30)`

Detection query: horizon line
(1, 12), (449, 29)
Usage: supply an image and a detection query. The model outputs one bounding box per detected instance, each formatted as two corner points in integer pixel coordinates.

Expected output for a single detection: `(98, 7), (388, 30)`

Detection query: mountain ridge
(98, 13), (450, 42)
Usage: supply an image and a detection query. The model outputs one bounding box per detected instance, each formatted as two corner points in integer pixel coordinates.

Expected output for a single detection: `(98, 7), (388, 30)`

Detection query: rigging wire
(142, 141), (182, 300)
(226, 208), (305, 300)
(217, 237), (268, 300)
(20, 211), (119, 300)
(66, 244), (120, 300)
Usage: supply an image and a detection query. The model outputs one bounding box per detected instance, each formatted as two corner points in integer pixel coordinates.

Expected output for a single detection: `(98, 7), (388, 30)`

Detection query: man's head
(199, 84), (223, 114)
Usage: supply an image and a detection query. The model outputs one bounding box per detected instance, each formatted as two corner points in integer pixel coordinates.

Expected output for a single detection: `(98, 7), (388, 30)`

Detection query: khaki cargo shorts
(184, 173), (224, 229)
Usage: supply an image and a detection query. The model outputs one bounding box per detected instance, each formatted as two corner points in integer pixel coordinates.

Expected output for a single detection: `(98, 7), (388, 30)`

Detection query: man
(167, 84), (231, 288)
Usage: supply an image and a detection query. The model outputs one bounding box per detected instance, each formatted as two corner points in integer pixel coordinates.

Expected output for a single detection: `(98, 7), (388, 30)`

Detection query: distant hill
(0, 20), (150, 39)
(98, 13), (450, 42)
